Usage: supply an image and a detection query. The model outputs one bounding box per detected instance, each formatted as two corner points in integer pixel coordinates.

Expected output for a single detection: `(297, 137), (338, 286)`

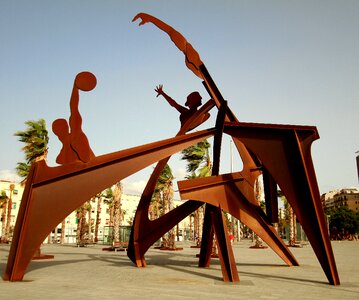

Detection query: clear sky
(1, 0), (358, 195)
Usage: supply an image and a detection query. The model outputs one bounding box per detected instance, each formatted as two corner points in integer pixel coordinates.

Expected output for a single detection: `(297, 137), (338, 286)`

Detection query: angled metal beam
(178, 172), (299, 267)
(223, 121), (340, 285)
(4, 128), (215, 281)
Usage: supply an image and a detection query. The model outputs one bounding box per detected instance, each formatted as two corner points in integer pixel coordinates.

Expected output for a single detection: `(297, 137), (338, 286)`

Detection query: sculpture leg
(211, 205), (239, 282)
(4, 129), (215, 281)
(178, 173), (299, 267)
(198, 204), (214, 268)
(127, 200), (203, 266)
(224, 122), (340, 285)
(127, 101), (216, 267)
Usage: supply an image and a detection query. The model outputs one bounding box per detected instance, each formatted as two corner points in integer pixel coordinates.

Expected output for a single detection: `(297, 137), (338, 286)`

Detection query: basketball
(75, 72), (97, 92)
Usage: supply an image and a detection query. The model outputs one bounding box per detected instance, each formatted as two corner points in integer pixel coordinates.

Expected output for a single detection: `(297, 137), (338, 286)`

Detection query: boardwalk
(1, 240), (358, 299)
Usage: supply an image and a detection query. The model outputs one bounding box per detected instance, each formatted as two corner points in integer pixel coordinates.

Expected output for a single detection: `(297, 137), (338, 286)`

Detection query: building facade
(0, 180), (24, 240)
(0, 180), (191, 244)
(321, 187), (359, 212)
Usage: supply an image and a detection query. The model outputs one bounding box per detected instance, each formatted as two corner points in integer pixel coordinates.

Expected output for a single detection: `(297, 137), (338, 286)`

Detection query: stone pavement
(0, 239), (358, 299)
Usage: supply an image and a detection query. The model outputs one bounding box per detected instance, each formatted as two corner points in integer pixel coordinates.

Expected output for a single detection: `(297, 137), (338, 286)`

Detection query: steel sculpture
(130, 13), (339, 285)
(3, 71), (215, 281)
(3, 12), (339, 286)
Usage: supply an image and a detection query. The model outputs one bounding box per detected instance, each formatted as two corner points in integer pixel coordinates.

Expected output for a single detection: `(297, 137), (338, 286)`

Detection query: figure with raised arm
(52, 72), (96, 164)
(133, 13), (203, 78)
(155, 84), (204, 127)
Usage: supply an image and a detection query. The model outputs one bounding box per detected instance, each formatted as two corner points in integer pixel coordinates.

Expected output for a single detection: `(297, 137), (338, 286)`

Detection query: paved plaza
(0, 239), (358, 299)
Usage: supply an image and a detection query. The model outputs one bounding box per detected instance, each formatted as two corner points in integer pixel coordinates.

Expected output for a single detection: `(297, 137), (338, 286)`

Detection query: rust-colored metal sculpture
(3, 71), (215, 281)
(131, 13), (339, 285)
(4, 12), (339, 286)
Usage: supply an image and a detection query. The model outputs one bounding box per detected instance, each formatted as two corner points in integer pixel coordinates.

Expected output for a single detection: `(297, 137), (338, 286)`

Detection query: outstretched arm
(133, 13), (186, 50)
(155, 84), (187, 114)
(133, 13), (203, 78)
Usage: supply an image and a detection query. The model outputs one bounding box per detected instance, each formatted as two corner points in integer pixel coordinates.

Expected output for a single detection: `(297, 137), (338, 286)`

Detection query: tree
(150, 188), (161, 220)
(13, 119), (49, 250)
(94, 193), (102, 243)
(87, 198), (94, 242)
(0, 190), (8, 242)
(103, 188), (114, 227)
(14, 119), (49, 178)
(112, 182), (123, 246)
(181, 139), (212, 178)
(278, 190), (297, 246)
(155, 164), (175, 248)
(13, 119), (49, 243)
(76, 201), (91, 246)
(103, 184), (123, 247)
(60, 219), (66, 244)
(3, 184), (15, 243)
(181, 139), (212, 244)
(250, 176), (267, 248)
(328, 206), (359, 240)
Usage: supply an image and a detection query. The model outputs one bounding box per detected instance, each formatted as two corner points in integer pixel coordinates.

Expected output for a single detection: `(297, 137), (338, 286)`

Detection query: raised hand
(154, 84), (163, 97)
(132, 13), (152, 26)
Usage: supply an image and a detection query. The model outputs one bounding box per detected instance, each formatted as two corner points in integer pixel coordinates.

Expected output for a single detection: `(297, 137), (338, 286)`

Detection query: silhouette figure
(53, 72), (96, 164)
(155, 84), (208, 127)
(133, 13), (203, 79)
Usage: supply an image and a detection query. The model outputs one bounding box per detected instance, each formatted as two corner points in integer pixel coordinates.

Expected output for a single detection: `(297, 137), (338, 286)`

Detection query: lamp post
(355, 151), (359, 184)
(230, 140), (241, 242)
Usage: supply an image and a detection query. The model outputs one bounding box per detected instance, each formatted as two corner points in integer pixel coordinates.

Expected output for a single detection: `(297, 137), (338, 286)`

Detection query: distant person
(155, 84), (204, 127)
(229, 233), (234, 245)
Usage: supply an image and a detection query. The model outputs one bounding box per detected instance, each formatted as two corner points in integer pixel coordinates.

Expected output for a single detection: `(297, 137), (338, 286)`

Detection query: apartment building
(321, 187), (359, 212)
(0, 180), (24, 238)
(0, 179), (190, 244)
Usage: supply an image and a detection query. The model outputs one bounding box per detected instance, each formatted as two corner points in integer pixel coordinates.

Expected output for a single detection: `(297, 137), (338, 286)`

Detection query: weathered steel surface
(179, 121), (339, 284)
(224, 122), (340, 285)
(4, 72), (216, 282)
(4, 128), (215, 281)
(127, 99), (215, 267)
(134, 13), (339, 285)
(4, 13), (340, 287)
(178, 171), (299, 267)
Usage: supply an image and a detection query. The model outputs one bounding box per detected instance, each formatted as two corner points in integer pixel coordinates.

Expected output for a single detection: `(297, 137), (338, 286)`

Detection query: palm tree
(60, 219), (66, 244)
(76, 201), (91, 246)
(0, 190), (8, 242)
(14, 119), (49, 252)
(112, 182), (123, 246)
(14, 119), (49, 177)
(251, 176), (266, 248)
(103, 184), (123, 247)
(181, 139), (212, 178)
(150, 185), (162, 220)
(94, 193), (102, 243)
(15, 162), (30, 179)
(181, 139), (212, 244)
(155, 164), (175, 248)
(75, 208), (82, 244)
(103, 188), (114, 227)
(278, 190), (296, 246)
(87, 197), (95, 242)
(286, 202), (297, 246)
(14, 119), (48, 250)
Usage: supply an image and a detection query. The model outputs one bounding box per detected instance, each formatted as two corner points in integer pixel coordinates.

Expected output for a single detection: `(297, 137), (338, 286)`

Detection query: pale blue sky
(1, 0), (358, 195)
